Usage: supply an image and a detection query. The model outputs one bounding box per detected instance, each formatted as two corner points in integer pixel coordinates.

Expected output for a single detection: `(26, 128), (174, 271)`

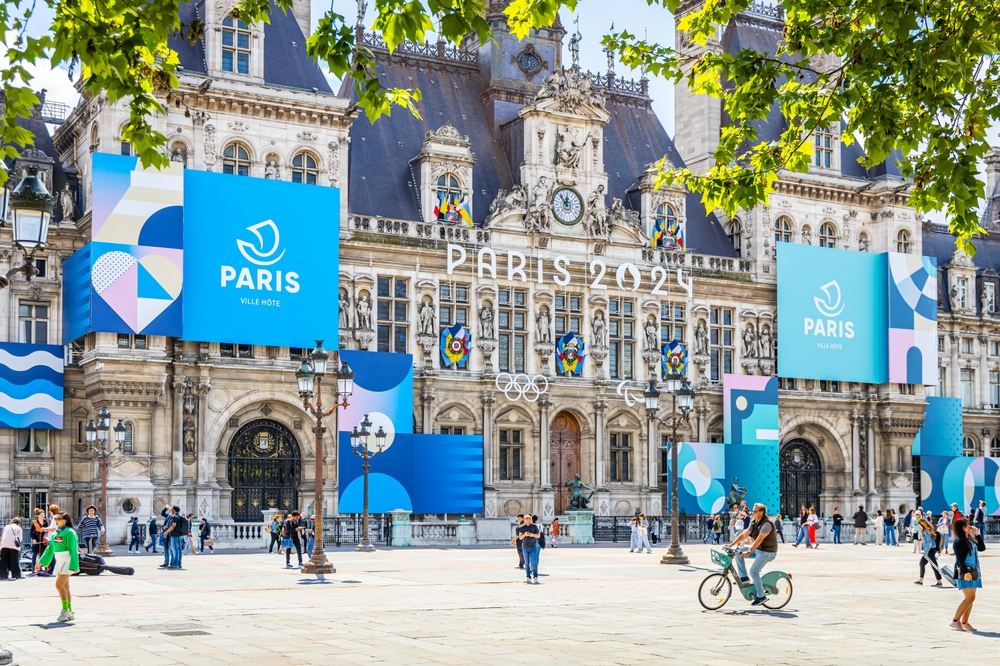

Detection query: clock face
(551, 187), (584, 225)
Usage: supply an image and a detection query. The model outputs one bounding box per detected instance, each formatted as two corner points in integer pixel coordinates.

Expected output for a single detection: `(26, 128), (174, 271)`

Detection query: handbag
(204, 538), (214, 547)
(281, 538), (294, 548)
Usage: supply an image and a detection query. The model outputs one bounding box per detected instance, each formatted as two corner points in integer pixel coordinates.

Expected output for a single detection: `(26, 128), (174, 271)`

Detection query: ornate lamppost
(85, 407), (128, 557)
(644, 370), (695, 565)
(295, 340), (354, 574)
(0, 164), (55, 289)
(349, 414), (387, 552)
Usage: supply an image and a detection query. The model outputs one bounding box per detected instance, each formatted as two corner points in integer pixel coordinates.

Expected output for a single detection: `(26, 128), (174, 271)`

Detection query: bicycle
(698, 547), (793, 610)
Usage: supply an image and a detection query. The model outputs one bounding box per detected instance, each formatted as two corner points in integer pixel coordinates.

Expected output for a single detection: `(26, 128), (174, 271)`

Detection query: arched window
(435, 173), (462, 221)
(653, 203), (678, 248)
(991, 437), (1000, 457)
(774, 216), (792, 244)
(120, 138), (133, 157)
(222, 15), (251, 74)
(89, 124), (99, 152)
(819, 222), (837, 248)
(963, 435), (978, 457)
(727, 219), (743, 258)
(896, 229), (911, 254)
(222, 142), (251, 176)
(291, 151), (318, 185)
(858, 232), (870, 252)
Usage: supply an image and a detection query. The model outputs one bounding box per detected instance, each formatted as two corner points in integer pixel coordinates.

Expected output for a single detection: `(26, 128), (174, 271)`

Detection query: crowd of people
(267, 511), (317, 568)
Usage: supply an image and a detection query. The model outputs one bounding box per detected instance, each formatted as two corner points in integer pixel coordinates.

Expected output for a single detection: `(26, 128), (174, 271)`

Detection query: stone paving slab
(0, 542), (998, 665)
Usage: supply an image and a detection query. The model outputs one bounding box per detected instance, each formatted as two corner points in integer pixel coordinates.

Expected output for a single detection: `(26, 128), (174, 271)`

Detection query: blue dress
(956, 537), (983, 590)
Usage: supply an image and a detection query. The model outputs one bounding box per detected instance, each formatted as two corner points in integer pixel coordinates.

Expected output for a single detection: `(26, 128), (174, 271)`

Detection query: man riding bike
(727, 502), (779, 606)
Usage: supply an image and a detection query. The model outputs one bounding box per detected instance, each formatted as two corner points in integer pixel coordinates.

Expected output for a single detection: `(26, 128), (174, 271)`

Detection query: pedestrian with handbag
(950, 518), (986, 632)
(282, 511), (305, 568)
(0, 517), (24, 580)
(914, 518), (943, 587)
(199, 518), (214, 553)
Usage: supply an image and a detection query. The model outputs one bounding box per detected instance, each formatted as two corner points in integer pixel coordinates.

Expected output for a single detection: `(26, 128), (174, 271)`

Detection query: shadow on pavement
(29, 622), (72, 629)
(721, 609), (798, 619)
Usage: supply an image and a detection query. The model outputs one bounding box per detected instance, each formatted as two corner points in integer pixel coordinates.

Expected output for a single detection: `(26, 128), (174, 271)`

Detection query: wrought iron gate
(228, 419), (301, 522)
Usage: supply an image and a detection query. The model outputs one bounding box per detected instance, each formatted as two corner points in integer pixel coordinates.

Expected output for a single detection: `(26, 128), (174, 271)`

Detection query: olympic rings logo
(495, 373), (549, 402)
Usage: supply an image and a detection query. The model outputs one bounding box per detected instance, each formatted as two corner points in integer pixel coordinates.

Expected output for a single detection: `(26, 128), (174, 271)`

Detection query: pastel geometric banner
(667, 442), (780, 515)
(440, 323), (472, 367)
(723, 374), (779, 445)
(920, 456), (1000, 516)
(0, 342), (64, 429)
(337, 351), (483, 514)
(912, 396), (962, 457)
(887, 253), (938, 384)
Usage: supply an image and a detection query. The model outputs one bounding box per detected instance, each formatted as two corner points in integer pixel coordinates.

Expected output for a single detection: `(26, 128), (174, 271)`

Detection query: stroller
(75, 552), (135, 576)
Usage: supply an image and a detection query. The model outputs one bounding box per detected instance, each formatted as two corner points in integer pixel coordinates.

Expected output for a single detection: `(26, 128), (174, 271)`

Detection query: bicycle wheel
(762, 574), (793, 610)
(698, 573), (732, 610)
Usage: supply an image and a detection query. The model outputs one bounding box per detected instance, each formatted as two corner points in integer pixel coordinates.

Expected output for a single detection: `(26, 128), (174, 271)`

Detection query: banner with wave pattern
(0, 343), (64, 429)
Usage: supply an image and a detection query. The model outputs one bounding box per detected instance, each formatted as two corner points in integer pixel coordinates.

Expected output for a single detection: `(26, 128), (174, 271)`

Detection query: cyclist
(727, 502), (779, 606)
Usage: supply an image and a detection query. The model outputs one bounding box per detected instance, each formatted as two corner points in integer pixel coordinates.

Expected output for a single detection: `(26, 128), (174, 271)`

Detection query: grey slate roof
(168, 1), (331, 93)
(3, 109), (70, 220)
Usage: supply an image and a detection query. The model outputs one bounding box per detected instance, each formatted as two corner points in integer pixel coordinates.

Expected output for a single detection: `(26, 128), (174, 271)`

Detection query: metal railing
(322, 515), (392, 547)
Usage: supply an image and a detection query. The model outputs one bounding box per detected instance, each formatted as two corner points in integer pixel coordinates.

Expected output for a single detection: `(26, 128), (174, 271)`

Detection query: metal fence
(321, 515), (392, 547)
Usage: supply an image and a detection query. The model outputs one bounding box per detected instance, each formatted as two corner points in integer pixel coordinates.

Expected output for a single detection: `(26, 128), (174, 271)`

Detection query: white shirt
(0, 523), (21, 550)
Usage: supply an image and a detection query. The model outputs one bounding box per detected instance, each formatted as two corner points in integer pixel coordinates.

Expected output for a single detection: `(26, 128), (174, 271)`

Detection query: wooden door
(551, 412), (581, 514)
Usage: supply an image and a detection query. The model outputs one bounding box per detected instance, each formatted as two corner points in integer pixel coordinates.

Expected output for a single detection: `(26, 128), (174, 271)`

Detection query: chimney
(985, 147), (1000, 198)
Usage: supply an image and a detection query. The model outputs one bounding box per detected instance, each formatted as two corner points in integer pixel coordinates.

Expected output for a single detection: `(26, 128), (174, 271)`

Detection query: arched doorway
(228, 419), (301, 522)
(780, 439), (822, 519)
(551, 412), (581, 514)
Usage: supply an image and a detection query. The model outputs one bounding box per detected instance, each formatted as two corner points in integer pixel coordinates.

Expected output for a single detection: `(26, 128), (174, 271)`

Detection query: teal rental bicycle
(698, 547), (793, 610)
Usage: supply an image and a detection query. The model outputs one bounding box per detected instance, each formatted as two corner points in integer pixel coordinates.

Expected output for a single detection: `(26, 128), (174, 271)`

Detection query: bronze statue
(725, 477), (747, 510)
(565, 473), (595, 510)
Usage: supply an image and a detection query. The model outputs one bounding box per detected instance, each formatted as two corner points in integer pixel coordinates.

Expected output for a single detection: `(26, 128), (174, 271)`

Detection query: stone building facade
(1, 0), (992, 541)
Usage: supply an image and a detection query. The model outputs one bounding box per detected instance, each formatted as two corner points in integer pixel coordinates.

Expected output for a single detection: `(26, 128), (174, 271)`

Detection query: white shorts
(52, 551), (72, 575)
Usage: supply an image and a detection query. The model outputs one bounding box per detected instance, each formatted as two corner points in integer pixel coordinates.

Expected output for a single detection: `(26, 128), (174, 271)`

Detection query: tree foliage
(3, 0), (1000, 250)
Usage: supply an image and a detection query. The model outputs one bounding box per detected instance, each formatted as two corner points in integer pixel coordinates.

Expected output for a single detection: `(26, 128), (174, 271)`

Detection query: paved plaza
(1, 541), (998, 665)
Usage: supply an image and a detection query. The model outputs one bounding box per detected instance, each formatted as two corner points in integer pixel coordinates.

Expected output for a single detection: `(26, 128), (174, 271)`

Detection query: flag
(434, 190), (450, 220)
(556, 333), (586, 376)
(667, 218), (685, 250)
(454, 194), (473, 227)
(440, 323), (472, 367)
(662, 340), (687, 377)
(651, 217), (664, 248)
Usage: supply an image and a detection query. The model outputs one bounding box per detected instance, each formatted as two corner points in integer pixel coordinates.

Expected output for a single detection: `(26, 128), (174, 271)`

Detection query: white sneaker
(66, 612), (75, 622)
(56, 610), (71, 623)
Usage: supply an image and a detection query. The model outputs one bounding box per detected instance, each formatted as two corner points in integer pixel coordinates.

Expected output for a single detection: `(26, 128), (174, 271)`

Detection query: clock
(551, 187), (584, 225)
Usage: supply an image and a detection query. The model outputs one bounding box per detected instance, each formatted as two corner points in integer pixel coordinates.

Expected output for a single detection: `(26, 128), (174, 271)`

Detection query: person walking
(515, 514), (542, 584)
(937, 512), (952, 555)
(853, 505), (869, 544)
(268, 514), (283, 554)
(832, 507), (843, 544)
(712, 515), (724, 544)
(31, 508), (49, 571)
(283, 511), (305, 568)
(199, 518), (214, 553)
(0, 517), (24, 580)
(972, 500), (986, 538)
(885, 509), (898, 546)
(807, 507), (819, 549)
(184, 514), (197, 555)
(912, 511), (923, 554)
(145, 515), (159, 553)
(792, 507), (809, 548)
(951, 503), (963, 521)
(78, 506), (104, 554)
(628, 516), (640, 552)
(950, 518), (985, 632)
(511, 515), (525, 570)
(703, 515), (714, 544)
(306, 515), (316, 557)
(873, 510), (884, 545)
(35, 512), (80, 622)
(550, 518), (560, 548)
(128, 517), (142, 553)
(636, 513), (653, 553)
(914, 517), (943, 587)
(902, 509), (914, 543)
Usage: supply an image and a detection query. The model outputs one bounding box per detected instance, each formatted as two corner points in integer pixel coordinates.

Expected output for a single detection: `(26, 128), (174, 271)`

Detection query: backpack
(176, 516), (190, 535)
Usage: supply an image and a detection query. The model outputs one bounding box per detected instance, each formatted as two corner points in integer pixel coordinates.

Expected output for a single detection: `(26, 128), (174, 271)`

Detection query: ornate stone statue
(183, 417), (196, 455)
(59, 183), (75, 222)
(529, 177), (553, 230)
(356, 0), (367, 25)
(264, 161), (278, 179)
(479, 305), (495, 339)
(536, 308), (552, 344)
(356, 296), (372, 331)
(592, 312), (608, 348)
(569, 18), (582, 68)
(565, 473), (595, 510)
(725, 477), (748, 510)
(339, 292), (351, 330)
(556, 126), (585, 170)
(742, 324), (757, 359)
(694, 321), (710, 356)
(801, 226), (812, 245)
(486, 185), (527, 224)
(759, 325), (772, 359)
(607, 197), (639, 229)
(644, 318), (659, 351)
(419, 300), (435, 336)
(982, 287), (992, 314)
(170, 148), (185, 163)
(533, 66), (605, 111)
(586, 185), (608, 237)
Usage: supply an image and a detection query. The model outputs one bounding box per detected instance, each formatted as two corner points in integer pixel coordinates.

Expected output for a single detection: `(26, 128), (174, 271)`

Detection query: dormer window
(291, 151), (318, 185)
(814, 127), (834, 168)
(434, 173), (470, 224)
(222, 15), (251, 74)
(222, 142), (251, 176)
(652, 204), (682, 249)
(819, 222), (837, 248)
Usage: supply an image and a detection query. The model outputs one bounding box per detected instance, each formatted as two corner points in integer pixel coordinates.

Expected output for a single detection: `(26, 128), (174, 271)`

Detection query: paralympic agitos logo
(220, 220), (300, 293)
(803, 280), (854, 338)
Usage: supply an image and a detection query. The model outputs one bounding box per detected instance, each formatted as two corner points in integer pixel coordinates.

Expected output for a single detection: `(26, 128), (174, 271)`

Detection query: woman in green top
(36, 512), (80, 623)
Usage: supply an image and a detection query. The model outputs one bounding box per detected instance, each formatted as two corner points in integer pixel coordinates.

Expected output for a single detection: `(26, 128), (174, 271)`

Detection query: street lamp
(0, 164), (54, 290)
(295, 339), (353, 574)
(645, 366), (696, 566)
(350, 414), (387, 552)
(87, 407), (127, 557)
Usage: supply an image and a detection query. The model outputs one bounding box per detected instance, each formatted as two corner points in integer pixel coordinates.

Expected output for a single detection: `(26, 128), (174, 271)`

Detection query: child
(36, 512), (80, 623)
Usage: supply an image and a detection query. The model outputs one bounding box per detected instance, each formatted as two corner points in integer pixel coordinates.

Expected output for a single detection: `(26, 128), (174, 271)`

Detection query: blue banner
(0, 343), (64, 429)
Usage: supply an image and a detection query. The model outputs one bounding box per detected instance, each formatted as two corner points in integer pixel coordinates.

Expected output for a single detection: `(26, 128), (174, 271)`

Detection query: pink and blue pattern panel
(723, 374), (779, 446)
(887, 253), (937, 385)
(921, 456), (1000, 516)
(667, 442), (780, 515)
(0, 343), (63, 429)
